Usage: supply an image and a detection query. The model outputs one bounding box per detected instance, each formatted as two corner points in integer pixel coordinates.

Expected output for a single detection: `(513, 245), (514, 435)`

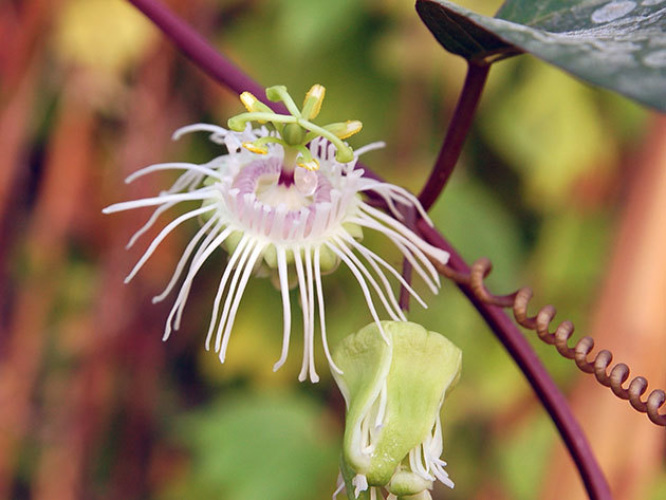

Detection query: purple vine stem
(417, 221), (612, 500)
(126, 1), (612, 498)
(404, 62), (488, 308)
(418, 62), (490, 210)
(127, 0), (287, 112)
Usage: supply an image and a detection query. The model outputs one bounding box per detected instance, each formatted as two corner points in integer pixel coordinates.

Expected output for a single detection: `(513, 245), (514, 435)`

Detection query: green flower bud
(332, 321), (461, 500)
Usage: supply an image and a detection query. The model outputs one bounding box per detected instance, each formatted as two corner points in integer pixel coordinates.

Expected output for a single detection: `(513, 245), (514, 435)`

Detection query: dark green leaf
(414, 2), (520, 61)
(416, 0), (666, 111)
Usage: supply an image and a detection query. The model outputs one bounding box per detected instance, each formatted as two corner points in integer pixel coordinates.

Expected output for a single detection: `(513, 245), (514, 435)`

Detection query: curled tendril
(435, 257), (666, 427)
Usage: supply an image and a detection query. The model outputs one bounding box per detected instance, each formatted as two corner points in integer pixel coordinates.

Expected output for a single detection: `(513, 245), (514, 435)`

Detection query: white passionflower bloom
(104, 85), (449, 382)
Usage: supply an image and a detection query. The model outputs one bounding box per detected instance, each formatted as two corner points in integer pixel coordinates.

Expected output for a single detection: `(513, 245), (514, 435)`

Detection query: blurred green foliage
(163, 390), (339, 500)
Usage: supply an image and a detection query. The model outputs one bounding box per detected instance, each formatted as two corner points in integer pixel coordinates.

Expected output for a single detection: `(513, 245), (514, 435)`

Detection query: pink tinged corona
(103, 85), (449, 382)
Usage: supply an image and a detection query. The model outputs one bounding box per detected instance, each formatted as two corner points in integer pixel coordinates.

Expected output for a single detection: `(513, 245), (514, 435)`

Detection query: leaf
(416, 0), (666, 111)
(415, 1), (520, 62)
(169, 391), (339, 500)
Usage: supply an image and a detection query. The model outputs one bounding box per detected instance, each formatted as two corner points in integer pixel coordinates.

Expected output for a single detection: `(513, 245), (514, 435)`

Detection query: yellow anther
(307, 84), (326, 100)
(240, 92), (261, 113)
(239, 92), (274, 122)
(297, 158), (320, 171)
(242, 141), (268, 154)
(329, 120), (363, 140)
(302, 84), (326, 120)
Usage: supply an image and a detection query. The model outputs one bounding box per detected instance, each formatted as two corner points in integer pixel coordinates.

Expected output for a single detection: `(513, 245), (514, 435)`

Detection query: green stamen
(241, 136), (287, 155)
(228, 84), (363, 166)
(266, 85), (301, 117)
(301, 120), (355, 163)
(240, 92), (275, 116)
(228, 112), (296, 132)
(324, 120), (363, 140)
(301, 84), (326, 120)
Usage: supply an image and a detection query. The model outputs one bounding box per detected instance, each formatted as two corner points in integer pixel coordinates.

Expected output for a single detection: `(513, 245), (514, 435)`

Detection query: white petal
(161, 226), (232, 340)
(303, 248), (318, 381)
(313, 247), (342, 374)
(125, 162), (222, 184)
(359, 203), (449, 266)
(213, 235), (255, 353)
(332, 473), (346, 500)
(331, 235), (405, 321)
(325, 241), (389, 344)
(153, 216), (220, 303)
(102, 190), (217, 214)
(352, 474), (369, 498)
(204, 233), (251, 351)
(273, 246), (293, 372)
(172, 123), (230, 141)
(294, 248), (319, 383)
(126, 201), (176, 249)
(350, 212), (441, 292)
(341, 232), (428, 309)
(124, 205), (215, 283)
(218, 241), (266, 362)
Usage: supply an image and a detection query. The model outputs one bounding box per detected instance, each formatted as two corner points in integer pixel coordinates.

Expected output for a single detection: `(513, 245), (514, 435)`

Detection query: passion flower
(104, 85), (449, 382)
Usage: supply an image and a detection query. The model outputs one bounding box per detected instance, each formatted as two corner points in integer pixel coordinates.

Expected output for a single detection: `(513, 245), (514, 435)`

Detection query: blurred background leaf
(55, 0), (157, 76)
(162, 390), (339, 500)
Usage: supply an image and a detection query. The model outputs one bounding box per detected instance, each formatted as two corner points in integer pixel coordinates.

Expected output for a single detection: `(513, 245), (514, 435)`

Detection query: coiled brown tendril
(438, 257), (666, 427)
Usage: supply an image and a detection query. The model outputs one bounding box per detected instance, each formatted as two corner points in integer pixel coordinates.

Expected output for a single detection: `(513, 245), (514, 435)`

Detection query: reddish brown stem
(418, 220), (612, 500)
(418, 62), (490, 210)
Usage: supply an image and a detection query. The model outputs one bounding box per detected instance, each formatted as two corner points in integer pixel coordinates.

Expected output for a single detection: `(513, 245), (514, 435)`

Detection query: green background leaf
(417, 0), (666, 110)
(164, 391), (339, 500)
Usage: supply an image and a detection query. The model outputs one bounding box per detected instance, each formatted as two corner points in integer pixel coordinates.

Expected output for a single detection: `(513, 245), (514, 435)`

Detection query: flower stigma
(103, 85), (450, 382)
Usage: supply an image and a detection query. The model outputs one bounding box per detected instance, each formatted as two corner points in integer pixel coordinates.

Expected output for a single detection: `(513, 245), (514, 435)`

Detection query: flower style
(332, 321), (462, 500)
(104, 84), (449, 382)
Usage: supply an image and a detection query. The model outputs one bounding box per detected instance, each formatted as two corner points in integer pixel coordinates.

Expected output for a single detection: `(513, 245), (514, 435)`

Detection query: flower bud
(332, 321), (461, 499)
